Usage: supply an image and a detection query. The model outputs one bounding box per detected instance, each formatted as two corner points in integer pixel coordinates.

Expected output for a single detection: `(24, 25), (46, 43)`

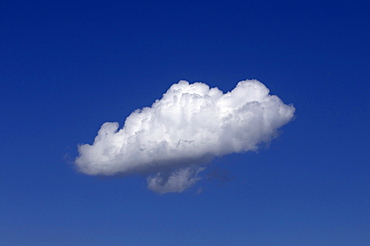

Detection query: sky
(1, 0), (369, 245)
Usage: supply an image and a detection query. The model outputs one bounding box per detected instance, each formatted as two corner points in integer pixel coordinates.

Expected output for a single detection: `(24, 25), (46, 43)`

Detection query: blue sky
(1, 0), (369, 245)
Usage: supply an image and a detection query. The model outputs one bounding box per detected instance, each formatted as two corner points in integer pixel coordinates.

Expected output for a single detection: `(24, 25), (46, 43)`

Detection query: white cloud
(75, 79), (295, 193)
(147, 166), (205, 194)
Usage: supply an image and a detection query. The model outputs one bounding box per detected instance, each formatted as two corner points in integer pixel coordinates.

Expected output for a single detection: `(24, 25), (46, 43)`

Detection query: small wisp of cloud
(206, 168), (234, 185)
(75, 79), (295, 193)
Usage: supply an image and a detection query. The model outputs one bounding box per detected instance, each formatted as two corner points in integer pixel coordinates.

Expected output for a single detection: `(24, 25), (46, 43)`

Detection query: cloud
(147, 166), (205, 194)
(206, 168), (233, 184)
(75, 79), (295, 193)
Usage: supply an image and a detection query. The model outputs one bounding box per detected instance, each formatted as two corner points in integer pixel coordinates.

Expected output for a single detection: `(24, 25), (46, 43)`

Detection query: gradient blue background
(1, 0), (369, 245)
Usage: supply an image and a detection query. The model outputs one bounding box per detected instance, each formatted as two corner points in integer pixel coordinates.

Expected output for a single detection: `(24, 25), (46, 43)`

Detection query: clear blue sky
(1, 0), (369, 245)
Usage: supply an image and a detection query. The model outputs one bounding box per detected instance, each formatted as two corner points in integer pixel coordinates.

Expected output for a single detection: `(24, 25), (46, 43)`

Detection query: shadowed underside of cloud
(75, 79), (295, 193)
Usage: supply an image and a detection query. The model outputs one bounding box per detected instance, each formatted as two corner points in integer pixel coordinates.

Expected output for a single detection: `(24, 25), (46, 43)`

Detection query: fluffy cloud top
(75, 80), (295, 193)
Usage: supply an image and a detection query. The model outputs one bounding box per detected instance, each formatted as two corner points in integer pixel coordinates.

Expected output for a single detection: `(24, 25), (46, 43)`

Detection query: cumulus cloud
(75, 79), (295, 193)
